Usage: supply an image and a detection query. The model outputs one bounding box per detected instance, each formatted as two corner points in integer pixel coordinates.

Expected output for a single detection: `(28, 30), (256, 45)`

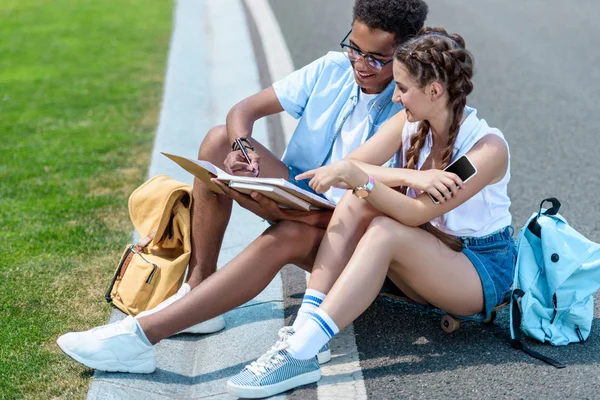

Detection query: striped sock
(292, 289), (326, 332)
(287, 308), (339, 360)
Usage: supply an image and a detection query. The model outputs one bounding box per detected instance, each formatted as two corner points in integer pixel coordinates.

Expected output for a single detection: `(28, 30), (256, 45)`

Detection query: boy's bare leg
(186, 125), (290, 287)
(139, 220), (325, 343)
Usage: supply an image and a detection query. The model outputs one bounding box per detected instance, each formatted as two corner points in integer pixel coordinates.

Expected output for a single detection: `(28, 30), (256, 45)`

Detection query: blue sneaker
(277, 326), (331, 364)
(317, 342), (331, 364)
(227, 342), (321, 398)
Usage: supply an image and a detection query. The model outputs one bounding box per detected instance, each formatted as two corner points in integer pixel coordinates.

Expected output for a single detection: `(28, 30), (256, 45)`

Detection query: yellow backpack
(105, 175), (192, 315)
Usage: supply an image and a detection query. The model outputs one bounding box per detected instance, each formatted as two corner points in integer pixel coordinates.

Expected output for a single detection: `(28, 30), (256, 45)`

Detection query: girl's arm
(344, 109), (456, 190)
(345, 161), (421, 188)
(338, 110), (418, 187)
(345, 110), (407, 166)
(358, 134), (509, 226)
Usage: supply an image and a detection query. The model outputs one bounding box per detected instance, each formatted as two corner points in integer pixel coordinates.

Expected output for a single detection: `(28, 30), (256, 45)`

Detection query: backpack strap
(510, 289), (566, 369)
(529, 198), (561, 237)
(538, 197), (561, 217)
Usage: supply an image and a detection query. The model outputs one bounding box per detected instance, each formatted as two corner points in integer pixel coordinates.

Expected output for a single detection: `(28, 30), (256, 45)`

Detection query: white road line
(318, 324), (368, 400)
(244, 3), (367, 397)
(304, 274), (368, 400)
(243, 0), (297, 145)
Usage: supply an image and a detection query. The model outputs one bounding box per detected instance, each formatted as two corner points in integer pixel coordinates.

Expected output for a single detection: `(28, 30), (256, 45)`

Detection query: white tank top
(401, 106), (512, 237)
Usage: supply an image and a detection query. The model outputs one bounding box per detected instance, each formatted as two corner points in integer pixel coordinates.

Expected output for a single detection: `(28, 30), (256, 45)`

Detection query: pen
(235, 137), (258, 176)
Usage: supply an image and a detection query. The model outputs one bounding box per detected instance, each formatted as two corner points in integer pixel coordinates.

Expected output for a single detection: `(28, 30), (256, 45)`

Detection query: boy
(57, 0), (428, 375)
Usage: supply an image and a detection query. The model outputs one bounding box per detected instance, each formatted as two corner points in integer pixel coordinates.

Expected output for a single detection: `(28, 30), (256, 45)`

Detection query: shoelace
(277, 326), (294, 343)
(246, 341), (289, 376)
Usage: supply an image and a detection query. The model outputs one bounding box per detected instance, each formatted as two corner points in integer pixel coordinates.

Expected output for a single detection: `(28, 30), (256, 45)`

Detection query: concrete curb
(88, 0), (285, 398)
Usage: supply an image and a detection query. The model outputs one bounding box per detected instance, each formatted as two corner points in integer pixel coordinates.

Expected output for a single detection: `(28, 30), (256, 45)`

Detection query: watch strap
(353, 176), (375, 196)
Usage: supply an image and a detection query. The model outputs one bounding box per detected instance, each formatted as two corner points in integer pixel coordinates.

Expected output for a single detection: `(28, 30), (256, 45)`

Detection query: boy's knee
(271, 220), (322, 249)
(198, 125), (229, 160)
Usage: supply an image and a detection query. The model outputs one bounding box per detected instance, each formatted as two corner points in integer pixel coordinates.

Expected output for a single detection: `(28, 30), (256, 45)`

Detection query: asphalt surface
(268, 1), (600, 398)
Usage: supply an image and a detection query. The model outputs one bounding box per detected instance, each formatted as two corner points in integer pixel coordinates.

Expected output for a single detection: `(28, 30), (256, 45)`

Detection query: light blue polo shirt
(273, 52), (403, 175)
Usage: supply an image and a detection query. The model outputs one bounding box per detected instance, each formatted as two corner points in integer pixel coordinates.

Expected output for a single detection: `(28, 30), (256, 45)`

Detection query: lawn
(0, 0), (172, 397)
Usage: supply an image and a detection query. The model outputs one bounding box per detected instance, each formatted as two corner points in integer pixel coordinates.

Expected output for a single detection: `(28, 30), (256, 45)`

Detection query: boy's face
(345, 20), (396, 94)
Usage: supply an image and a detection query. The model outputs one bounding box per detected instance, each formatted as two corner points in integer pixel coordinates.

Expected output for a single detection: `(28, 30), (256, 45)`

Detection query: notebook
(162, 152), (335, 211)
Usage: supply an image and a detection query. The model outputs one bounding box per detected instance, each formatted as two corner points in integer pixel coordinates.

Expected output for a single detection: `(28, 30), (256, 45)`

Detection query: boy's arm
(226, 52), (328, 144)
(226, 87), (284, 144)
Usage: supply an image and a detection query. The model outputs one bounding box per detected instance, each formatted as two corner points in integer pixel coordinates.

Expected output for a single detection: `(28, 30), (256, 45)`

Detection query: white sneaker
(136, 283), (225, 334)
(276, 326), (331, 364)
(56, 316), (156, 373)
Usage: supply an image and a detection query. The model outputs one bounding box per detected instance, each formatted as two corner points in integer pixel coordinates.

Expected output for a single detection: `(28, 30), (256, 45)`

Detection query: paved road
(269, 1), (600, 398)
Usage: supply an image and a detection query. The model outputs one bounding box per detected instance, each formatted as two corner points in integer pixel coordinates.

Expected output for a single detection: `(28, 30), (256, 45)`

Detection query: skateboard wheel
(441, 315), (460, 333)
(483, 311), (497, 324)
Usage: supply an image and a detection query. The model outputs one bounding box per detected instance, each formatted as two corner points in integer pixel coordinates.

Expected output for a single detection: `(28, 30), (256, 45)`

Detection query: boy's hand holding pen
(228, 137), (260, 177)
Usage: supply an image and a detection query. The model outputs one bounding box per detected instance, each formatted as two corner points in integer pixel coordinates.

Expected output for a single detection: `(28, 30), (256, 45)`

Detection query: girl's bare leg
(138, 220), (325, 344)
(306, 192), (383, 293)
(320, 216), (484, 330)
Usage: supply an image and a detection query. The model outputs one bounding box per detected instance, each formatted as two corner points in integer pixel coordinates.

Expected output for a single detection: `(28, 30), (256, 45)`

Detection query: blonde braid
(437, 44), (472, 168)
(394, 27), (474, 252)
(401, 120), (430, 193)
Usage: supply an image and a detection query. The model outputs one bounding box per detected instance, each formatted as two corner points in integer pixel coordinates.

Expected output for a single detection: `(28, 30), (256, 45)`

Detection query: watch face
(354, 188), (368, 199)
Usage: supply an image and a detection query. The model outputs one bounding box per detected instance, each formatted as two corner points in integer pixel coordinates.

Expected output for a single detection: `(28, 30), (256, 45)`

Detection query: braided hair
(395, 27), (474, 251)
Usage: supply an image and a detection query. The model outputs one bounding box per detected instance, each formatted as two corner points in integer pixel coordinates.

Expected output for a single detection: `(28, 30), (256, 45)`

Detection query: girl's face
(392, 60), (435, 122)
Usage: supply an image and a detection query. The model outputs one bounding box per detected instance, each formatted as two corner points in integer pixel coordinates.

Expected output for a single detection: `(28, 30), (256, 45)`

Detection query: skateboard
(378, 277), (508, 333)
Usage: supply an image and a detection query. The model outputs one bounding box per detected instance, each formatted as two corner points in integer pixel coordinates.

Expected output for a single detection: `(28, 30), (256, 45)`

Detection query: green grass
(0, 0), (172, 397)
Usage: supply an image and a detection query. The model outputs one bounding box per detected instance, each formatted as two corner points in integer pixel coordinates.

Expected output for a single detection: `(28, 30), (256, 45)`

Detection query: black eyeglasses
(340, 30), (393, 72)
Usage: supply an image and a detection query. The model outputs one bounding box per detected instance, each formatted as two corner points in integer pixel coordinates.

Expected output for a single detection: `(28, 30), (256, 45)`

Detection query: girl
(227, 27), (517, 399)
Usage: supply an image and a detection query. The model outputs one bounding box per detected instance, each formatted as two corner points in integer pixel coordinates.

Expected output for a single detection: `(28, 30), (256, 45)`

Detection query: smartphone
(429, 154), (477, 204)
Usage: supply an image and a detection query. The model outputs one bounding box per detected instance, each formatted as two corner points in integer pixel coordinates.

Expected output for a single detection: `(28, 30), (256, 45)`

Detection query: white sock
(132, 318), (153, 346)
(292, 289), (326, 332)
(287, 308), (339, 360)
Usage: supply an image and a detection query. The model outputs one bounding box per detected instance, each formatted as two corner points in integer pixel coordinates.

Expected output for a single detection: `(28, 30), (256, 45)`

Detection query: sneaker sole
(56, 338), (156, 374)
(178, 316), (226, 334)
(317, 348), (331, 364)
(227, 369), (321, 398)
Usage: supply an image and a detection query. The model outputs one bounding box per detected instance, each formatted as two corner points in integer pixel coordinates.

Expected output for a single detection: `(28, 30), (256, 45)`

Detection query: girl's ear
(428, 81), (445, 101)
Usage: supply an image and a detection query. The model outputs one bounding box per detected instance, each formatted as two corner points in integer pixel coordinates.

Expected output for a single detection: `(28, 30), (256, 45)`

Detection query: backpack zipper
(551, 295), (585, 343)
(575, 326), (585, 342)
(131, 248), (158, 284)
(145, 264), (158, 284)
(550, 293), (558, 324)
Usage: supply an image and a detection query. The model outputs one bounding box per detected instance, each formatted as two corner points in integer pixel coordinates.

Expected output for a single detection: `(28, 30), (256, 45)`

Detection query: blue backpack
(510, 198), (600, 368)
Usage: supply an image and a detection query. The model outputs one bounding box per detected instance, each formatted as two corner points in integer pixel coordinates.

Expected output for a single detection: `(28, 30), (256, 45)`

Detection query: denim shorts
(286, 164), (326, 199)
(460, 226), (517, 321)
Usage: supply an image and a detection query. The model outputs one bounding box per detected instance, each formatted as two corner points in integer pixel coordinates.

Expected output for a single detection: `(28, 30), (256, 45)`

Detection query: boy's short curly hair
(353, 0), (429, 45)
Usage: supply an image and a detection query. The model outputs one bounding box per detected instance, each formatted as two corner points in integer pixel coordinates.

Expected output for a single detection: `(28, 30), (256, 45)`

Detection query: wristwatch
(352, 176), (375, 199)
